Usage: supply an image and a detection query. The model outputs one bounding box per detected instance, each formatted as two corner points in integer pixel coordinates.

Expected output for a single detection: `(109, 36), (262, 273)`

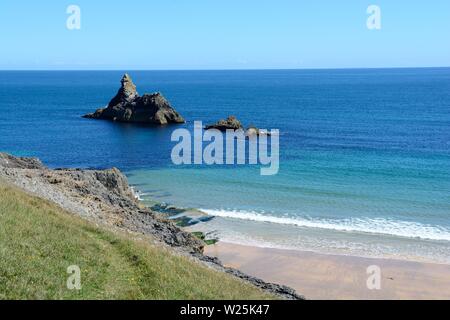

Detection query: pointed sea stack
(83, 74), (185, 125)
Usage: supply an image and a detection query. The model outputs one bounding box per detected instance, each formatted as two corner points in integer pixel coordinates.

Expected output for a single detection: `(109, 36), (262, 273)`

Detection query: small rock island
(205, 116), (243, 131)
(83, 74), (185, 125)
(206, 116), (270, 136)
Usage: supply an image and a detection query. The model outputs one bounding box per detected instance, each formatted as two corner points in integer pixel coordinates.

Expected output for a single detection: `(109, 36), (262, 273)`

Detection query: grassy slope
(0, 182), (274, 300)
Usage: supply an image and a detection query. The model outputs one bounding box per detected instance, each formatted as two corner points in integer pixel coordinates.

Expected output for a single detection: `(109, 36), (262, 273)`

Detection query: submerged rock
(205, 116), (243, 131)
(83, 74), (185, 125)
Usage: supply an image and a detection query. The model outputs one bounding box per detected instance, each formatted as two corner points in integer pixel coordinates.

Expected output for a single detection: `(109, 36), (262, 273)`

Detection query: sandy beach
(205, 242), (450, 300)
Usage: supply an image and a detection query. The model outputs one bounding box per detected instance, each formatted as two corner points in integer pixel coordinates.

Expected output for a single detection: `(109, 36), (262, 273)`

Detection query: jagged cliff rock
(83, 74), (185, 125)
(0, 152), (202, 253)
(0, 153), (44, 169)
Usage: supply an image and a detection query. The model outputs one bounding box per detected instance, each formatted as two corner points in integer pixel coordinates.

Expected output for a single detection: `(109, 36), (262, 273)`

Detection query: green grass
(0, 181), (274, 300)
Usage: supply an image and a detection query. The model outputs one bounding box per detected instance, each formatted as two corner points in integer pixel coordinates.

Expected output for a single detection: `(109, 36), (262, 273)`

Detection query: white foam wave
(201, 209), (450, 241)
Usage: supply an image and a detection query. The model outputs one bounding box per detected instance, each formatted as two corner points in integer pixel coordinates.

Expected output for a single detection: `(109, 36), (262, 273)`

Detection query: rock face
(0, 153), (44, 169)
(0, 152), (202, 254)
(205, 116), (243, 131)
(83, 74), (185, 125)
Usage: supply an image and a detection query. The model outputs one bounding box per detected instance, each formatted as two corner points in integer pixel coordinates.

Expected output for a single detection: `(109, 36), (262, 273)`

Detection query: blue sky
(0, 0), (449, 70)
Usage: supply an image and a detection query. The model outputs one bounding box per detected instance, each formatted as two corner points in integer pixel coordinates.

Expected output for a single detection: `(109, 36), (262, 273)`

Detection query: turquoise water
(1, 69), (450, 262)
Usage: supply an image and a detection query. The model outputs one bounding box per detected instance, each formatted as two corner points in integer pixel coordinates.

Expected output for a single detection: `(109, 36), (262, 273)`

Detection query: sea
(1, 68), (449, 263)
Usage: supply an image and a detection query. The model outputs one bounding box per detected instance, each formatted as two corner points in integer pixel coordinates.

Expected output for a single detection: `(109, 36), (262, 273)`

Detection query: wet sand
(205, 242), (450, 300)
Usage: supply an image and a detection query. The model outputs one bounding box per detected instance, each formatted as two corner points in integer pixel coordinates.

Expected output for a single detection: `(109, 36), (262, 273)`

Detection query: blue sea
(1, 69), (450, 263)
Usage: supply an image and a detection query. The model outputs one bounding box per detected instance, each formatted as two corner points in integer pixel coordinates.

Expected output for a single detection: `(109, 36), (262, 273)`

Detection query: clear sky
(0, 0), (449, 70)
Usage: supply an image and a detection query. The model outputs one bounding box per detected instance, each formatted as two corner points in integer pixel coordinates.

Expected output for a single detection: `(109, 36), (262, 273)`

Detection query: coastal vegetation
(0, 181), (275, 300)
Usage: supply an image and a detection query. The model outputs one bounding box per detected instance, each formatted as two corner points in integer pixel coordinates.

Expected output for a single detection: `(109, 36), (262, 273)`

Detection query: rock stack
(205, 116), (243, 131)
(83, 74), (185, 125)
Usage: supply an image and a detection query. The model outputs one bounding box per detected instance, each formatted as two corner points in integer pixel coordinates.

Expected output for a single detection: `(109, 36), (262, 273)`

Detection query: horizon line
(1, 66), (449, 72)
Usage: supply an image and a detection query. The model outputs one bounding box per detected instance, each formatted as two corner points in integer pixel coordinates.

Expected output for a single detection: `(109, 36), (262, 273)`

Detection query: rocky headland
(83, 74), (185, 125)
(0, 153), (303, 300)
